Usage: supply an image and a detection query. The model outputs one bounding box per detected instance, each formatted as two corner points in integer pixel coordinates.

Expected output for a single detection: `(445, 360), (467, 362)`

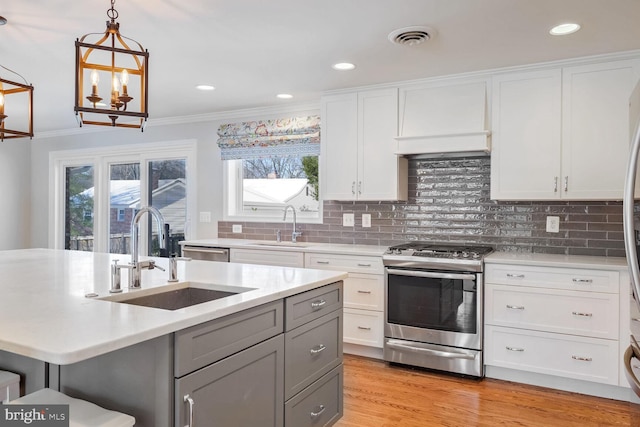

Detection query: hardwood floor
(336, 355), (631, 427)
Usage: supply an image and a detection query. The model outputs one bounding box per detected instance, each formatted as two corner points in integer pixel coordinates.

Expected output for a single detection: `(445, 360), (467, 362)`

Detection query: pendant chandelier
(0, 65), (34, 141)
(74, 0), (148, 130)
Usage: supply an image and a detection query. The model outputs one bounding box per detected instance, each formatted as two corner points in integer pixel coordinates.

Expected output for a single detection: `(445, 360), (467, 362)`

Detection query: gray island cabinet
(1, 281), (344, 427)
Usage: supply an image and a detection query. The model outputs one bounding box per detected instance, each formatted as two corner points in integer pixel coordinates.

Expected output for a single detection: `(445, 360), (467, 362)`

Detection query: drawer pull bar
(357, 263), (372, 267)
(184, 394), (195, 427)
(572, 355), (593, 362)
(506, 304), (525, 310)
(316, 261), (330, 265)
(572, 311), (593, 317)
(506, 346), (525, 352)
(357, 326), (372, 330)
(311, 299), (327, 310)
(506, 274), (525, 279)
(357, 290), (372, 294)
(310, 404), (326, 419)
(310, 344), (326, 355)
(572, 278), (593, 284)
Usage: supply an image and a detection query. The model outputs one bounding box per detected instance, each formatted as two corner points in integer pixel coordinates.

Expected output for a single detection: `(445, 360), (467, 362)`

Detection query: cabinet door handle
(506, 304), (525, 310)
(357, 290), (372, 294)
(310, 344), (326, 355)
(311, 299), (327, 310)
(358, 181), (362, 195)
(554, 176), (558, 193)
(352, 181), (356, 195)
(357, 263), (371, 267)
(357, 326), (372, 330)
(572, 278), (593, 284)
(506, 346), (525, 352)
(564, 176), (569, 192)
(310, 404), (326, 419)
(316, 261), (330, 265)
(506, 273), (525, 279)
(572, 355), (592, 362)
(184, 394), (195, 427)
(572, 311), (593, 317)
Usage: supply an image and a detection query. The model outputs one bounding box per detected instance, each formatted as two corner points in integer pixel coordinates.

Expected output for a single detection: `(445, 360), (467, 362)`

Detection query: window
(225, 155), (321, 222)
(51, 140), (196, 254)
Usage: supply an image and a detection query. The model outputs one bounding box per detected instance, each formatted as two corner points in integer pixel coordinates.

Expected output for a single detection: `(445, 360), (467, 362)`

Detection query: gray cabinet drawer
(285, 364), (343, 427)
(175, 300), (283, 377)
(286, 282), (343, 331)
(175, 335), (284, 427)
(285, 310), (343, 399)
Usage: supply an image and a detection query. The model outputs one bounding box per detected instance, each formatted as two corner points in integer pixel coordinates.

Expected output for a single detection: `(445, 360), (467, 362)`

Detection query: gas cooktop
(382, 242), (494, 272)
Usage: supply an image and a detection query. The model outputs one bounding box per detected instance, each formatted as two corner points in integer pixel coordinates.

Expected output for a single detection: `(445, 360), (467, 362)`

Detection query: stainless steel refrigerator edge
(622, 79), (640, 424)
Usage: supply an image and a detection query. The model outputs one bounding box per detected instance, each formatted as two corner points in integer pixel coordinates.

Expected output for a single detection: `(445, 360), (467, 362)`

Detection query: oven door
(385, 268), (482, 350)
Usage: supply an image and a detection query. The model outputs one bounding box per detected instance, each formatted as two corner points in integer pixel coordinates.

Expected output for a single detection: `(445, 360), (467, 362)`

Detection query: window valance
(217, 115), (320, 160)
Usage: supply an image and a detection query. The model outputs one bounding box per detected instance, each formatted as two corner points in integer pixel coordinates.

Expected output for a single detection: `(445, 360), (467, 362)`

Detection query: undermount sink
(100, 282), (254, 311)
(249, 241), (309, 248)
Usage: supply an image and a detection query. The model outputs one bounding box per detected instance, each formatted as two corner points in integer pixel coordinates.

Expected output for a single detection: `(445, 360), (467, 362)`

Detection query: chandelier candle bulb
(90, 70), (99, 96)
(120, 69), (128, 95)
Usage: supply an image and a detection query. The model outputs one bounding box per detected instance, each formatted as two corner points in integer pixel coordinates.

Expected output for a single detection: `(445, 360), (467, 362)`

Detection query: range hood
(394, 131), (491, 158)
(395, 80), (491, 158)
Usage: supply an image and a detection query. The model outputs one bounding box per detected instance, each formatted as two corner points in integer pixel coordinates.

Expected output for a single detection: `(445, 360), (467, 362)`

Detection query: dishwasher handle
(182, 246), (230, 262)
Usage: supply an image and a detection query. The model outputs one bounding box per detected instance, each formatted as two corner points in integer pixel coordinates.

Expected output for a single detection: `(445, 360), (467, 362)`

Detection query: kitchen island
(0, 249), (347, 427)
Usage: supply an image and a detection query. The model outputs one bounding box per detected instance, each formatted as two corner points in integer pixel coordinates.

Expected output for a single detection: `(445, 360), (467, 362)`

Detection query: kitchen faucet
(129, 206), (166, 289)
(283, 204), (302, 243)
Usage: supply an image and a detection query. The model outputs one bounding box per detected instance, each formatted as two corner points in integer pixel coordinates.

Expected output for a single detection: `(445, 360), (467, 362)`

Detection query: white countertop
(0, 249), (347, 366)
(486, 251), (629, 271)
(181, 238), (387, 256)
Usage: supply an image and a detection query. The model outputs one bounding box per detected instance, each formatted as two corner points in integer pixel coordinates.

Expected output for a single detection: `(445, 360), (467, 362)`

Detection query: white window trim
(49, 139), (198, 251)
(222, 159), (323, 224)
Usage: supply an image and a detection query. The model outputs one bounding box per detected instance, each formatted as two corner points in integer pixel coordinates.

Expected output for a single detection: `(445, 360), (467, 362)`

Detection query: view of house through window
(65, 166), (95, 251)
(230, 155), (319, 219)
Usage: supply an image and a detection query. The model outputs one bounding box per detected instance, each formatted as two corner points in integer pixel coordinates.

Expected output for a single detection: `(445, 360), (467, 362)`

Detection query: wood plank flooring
(336, 355), (631, 427)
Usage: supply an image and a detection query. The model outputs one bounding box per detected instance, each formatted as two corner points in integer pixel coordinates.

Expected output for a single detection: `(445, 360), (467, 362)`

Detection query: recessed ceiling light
(277, 93), (293, 99)
(332, 62), (356, 71)
(0, 16), (7, 26)
(550, 23), (581, 36)
(196, 85), (215, 91)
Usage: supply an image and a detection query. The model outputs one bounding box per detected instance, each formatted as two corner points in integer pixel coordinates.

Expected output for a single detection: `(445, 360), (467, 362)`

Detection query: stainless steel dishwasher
(181, 245), (230, 262)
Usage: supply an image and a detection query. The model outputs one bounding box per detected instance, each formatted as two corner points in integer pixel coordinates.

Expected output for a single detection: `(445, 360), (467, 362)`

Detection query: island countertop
(0, 249), (347, 366)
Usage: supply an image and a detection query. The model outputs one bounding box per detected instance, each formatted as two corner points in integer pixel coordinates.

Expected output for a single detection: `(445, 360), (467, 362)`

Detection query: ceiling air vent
(388, 26), (436, 46)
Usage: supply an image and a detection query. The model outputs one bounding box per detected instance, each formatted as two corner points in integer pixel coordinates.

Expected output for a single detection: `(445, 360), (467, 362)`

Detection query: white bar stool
(0, 370), (20, 403)
(8, 388), (135, 427)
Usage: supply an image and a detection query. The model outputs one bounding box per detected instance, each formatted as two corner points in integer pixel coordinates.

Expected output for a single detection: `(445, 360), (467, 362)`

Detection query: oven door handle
(386, 339), (476, 360)
(386, 268), (475, 281)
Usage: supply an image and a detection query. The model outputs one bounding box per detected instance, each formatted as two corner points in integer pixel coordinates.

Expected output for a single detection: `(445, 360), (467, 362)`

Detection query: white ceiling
(2, 0), (640, 135)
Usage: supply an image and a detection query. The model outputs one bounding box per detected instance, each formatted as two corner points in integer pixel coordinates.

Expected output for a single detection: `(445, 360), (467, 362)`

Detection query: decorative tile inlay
(219, 157), (625, 257)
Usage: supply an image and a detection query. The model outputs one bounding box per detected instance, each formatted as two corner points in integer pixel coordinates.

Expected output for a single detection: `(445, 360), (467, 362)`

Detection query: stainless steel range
(383, 242), (493, 377)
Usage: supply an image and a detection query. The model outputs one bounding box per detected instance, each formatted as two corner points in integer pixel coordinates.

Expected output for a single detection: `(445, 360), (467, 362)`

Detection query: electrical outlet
(199, 211), (211, 223)
(343, 213), (355, 227)
(232, 224), (242, 233)
(546, 216), (560, 233)
(362, 213), (371, 228)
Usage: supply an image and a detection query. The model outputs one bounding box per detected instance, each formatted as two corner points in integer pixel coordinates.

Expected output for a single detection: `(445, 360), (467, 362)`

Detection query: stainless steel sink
(100, 282), (253, 311)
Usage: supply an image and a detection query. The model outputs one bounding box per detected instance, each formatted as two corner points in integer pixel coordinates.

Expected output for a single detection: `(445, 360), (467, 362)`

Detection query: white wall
(0, 140), (31, 249)
(30, 106), (319, 249)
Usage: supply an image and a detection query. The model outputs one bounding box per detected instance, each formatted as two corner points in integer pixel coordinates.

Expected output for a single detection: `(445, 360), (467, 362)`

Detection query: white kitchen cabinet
(305, 252), (385, 358)
(491, 59), (640, 200)
(230, 248), (304, 268)
(321, 89), (407, 201)
(484, 261), (623, 387)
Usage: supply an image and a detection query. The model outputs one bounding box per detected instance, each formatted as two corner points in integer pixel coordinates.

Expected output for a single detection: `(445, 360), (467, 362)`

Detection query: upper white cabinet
(321, 88), (407, 201)
(491, 59), (640, 200)
(396, 80), (491, 156)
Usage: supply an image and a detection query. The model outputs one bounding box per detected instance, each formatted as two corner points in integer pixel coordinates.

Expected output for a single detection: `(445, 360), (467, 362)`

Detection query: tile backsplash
(218, 157), (625, 257)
